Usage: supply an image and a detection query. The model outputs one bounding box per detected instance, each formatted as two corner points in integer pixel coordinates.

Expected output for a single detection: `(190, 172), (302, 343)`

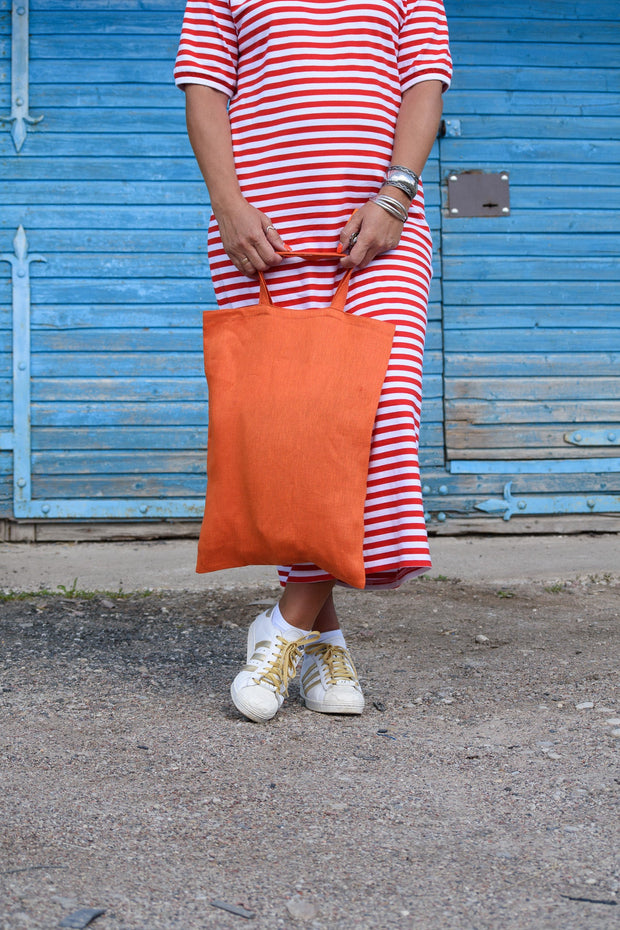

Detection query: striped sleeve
(174, 0), (238, 96)
(398, 0), (452, 93)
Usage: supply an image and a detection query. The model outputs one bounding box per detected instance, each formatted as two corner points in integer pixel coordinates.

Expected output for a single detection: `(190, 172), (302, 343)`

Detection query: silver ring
(349, 232), (359, 248)
(240, 257), (251, 263)
(265, 225), (276, 233)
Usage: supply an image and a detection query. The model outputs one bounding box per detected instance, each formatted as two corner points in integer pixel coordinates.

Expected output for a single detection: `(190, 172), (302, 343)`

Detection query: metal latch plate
(447, 171), (510, 217)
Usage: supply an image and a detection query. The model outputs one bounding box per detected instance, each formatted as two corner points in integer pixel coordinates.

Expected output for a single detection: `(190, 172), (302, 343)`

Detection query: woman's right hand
(214, 198), (289, 276)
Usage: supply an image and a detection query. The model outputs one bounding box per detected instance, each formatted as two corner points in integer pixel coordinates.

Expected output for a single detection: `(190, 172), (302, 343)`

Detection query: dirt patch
(1, 578), (618, 929)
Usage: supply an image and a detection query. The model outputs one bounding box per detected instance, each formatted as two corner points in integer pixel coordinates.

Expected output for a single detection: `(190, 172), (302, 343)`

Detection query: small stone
(546, 751), (561, 760)
(285, 897), (317, 921)
(475, 634), (490, 644)
(604, 718), (620, 726)
(611, 729), (620, 738)
(59, 909), (106, 929)
(575, 702), (594, 710)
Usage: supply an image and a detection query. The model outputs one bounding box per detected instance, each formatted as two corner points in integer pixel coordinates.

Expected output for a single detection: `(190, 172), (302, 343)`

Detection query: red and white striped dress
(175, 0), (452, 589)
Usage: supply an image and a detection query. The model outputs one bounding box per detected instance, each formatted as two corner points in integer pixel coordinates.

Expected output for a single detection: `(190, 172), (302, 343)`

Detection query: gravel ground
(1, 576), (618, 930)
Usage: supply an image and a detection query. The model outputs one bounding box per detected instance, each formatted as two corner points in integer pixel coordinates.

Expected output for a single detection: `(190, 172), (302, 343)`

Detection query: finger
(338, 207), (361, 250)
(264, 222), (289, 253)
(249, 233), (282, 268)
(339, 246), (361, 269)
(235, 255), (257, 277)
(354, 245), (379, 270)
(340, 240), (375, 270)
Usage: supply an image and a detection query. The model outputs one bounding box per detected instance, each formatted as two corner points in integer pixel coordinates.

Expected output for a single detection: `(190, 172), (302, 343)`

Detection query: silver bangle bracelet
(370, 193), (409, 223)
(385, 165), (419, 200)
(383, 178), (416, 201)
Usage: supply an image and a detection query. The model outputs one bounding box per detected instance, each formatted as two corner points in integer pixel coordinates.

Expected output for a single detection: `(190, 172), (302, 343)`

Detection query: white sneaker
(230, 609), (319, 723)
(300, 642), (365, 715)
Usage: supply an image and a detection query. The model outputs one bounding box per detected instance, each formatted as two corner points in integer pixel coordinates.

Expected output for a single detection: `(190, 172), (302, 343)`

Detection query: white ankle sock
(317, 629), (347, 649)
(270, 603), (309, 638)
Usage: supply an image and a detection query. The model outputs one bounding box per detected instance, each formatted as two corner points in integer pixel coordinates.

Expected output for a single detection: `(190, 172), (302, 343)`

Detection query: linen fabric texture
(197, 254), (395, 590)
(175, 0), (452, 588)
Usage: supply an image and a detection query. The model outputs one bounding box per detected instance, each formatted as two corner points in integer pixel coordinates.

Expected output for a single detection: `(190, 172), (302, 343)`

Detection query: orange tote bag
(197, 250), (395, 589)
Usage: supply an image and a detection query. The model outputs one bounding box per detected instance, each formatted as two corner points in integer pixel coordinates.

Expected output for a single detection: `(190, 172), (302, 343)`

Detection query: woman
(175, 0), (452, 723)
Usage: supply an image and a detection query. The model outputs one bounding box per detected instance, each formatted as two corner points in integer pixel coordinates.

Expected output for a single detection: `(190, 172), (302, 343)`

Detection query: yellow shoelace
(305, 643), (358, 685)
(256, 632), (319, 695)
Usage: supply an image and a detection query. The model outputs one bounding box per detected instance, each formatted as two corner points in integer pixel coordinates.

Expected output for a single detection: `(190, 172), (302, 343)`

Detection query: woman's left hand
(338, 199), (406, 269)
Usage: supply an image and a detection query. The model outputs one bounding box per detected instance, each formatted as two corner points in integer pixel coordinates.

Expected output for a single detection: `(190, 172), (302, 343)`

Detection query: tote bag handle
(258, 249), (353, 312)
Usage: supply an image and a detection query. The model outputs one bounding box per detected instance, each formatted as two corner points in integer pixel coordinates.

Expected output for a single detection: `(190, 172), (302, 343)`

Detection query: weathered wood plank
(444, 256), (620, 282)
(31, 401), (208, 427)
(452, 66), (619, 93)
(28, 35), (179, 58)
(440, 212), (619, 234)
(0, 84), (183, 110)
(31, 353), (205, 378)
(445, 329), (620, 354)
(449, 18), (620, 43)
(29, 11), (183, 33)
(445, 89), (619, 116)
(447, 115), (620, 140)
(32, 377), (208, 402)
(442, 282), (619, 307)
(32, 450), (207, 475)
(30, 475), (207, 497)
(445, 352), (620, 378)
(449, 40), (619, 68)
(447, 1), (620, 21)
(29, 59), (180, 84)
(1, 204), (210, 228)
(0, 133), (197, 158)
(445, 377), (620, 401)
(2, 181), (211, 205)
(30, 254), (212, 278)
(31, 426), (208, 450)
(444, 163), (618, 186)
(445, 398), (620, 425)
(443, 233), (620, 258)
(417, 470), (620, 495)
(445, 423), (620, 454)
(441, 139), (618, 163)
(30, 0), (182, 9)
(5, 229), (206, 253)
(29, 280), (216, 304)
(443, 307), (620, 330)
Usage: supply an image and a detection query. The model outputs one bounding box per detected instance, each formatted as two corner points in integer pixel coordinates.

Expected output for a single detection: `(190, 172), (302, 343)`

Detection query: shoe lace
(255, 632), (319, 695)
(306, 643), (357, 685)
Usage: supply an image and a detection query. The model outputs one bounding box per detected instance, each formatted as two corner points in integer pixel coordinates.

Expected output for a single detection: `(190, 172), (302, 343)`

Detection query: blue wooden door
(1, 0), (215, 522)
(424, 0), (620, 524)
(2, 0), (619, 530)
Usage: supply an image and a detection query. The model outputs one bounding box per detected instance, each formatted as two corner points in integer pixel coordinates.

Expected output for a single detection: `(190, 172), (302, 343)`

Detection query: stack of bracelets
(370, 164), (419, 223)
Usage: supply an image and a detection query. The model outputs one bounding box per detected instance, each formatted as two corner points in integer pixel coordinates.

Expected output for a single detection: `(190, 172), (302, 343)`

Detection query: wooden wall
(1, 0), (212, 519)
(1, 0), (619, 533)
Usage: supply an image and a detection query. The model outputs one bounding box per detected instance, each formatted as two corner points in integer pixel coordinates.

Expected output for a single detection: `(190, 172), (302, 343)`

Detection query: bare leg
(312, 592), (340, 633)
(278, 580), (336, 631)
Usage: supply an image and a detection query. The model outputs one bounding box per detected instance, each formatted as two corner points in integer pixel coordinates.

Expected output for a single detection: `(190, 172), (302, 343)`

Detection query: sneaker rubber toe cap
(230, 680), (280, 723)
